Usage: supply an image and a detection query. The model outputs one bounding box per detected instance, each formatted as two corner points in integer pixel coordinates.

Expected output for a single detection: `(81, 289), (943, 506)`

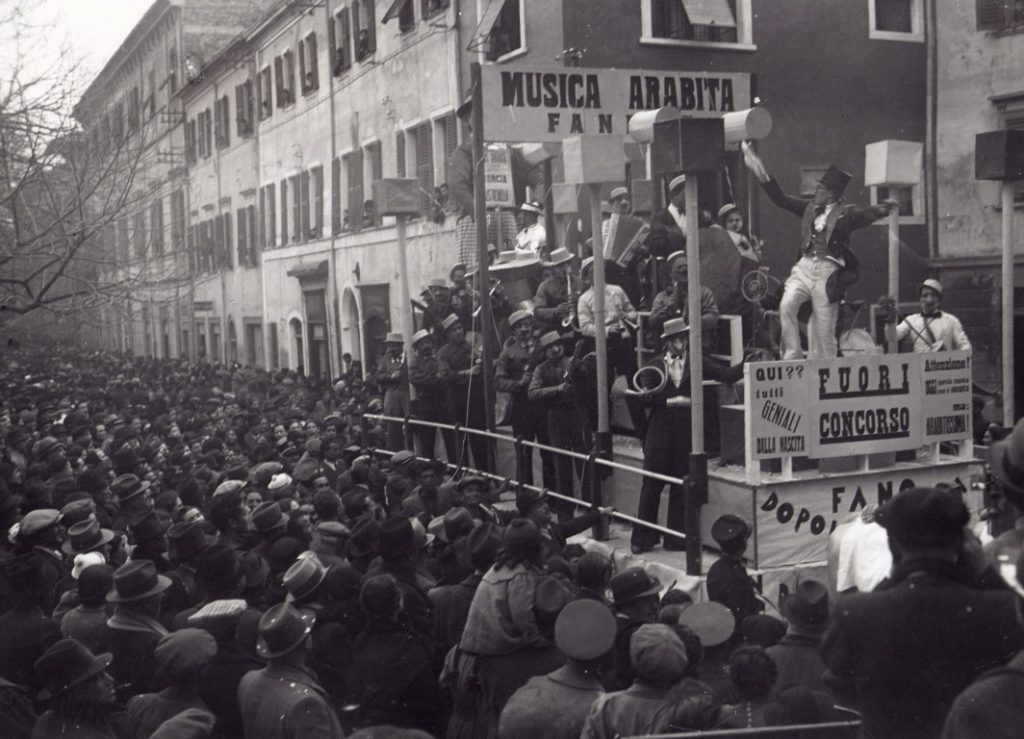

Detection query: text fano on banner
(745, 352), (973, 460)
(479, 65), (752, 143)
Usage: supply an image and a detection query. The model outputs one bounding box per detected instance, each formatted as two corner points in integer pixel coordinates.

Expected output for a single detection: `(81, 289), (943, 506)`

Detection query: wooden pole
(684, 175), (706, 576)
(395, 215), (414, 363)
(887, 205), (900, 353)
(471, 63), (496, 466)
(1002, 182), (1016, 426)
(588, 183), (611, 449)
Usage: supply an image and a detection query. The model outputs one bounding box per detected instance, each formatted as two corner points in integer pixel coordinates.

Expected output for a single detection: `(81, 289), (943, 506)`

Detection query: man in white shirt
(894, 279), (971, 353)
(514, 200), (546, 256)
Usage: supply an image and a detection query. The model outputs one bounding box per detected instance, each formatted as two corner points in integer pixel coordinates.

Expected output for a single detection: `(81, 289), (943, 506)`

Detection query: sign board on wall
(744, 352), (973, 461)
(484, 144), (514, 208)
(479, 65), (752, 143)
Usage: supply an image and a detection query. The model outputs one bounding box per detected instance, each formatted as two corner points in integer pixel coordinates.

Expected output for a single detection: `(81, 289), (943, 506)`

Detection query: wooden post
(588, 183), (611, 449)
(1002, 181), (1016, 426)
(471, 63), (496, 465)
(684, 175), (706, 576)
(395, 215), (414, 364)
(887, 206), (900, 354)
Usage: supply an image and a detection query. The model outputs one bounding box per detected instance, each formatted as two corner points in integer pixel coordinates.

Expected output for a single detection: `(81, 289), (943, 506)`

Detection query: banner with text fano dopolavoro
(745, 352), (974, 461)
(744, 361), (811, 460)
(479, 64), (752, 143)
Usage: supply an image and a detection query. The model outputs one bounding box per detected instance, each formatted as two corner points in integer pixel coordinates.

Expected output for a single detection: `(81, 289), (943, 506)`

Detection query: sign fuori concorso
(745, 351), (974, 460)
(479, 64), (752, 143)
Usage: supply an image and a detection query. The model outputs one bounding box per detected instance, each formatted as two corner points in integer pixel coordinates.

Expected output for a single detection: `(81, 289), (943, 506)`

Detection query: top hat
(34, 639), (113, 700)
(780, 580), (829, 632)
(660, 318), (690, 341)
(107, 560), (172, 603)
(538, 331), (564, 349)
(384, 332), (404, 345)
(167, 520), (215, 561)
(255, 603), (316, 659)
(668, 174), (687, 194)
(677, 601), (735, 647)
(379, 517), (416, 560)
(711, 514), (752, 549)
(609, 567), (662, 606)
(921, 278), (943, 297)
(283, 555), (328, 604)
(875, 486), (969, 548)
(250, 500), (287, 533)
(412, 329), (433, 346)
(441, 314), (462, 332)
(555, 600), (617, 661)
(508, 309), (533, 328)
(541, 247), (573, 267)
(990, 418), (1024, 501)
(109, 474), (151, 505)
(818, 165), (852, 196)
(62, 517), (115, 556)
(520, 200), (544, 215)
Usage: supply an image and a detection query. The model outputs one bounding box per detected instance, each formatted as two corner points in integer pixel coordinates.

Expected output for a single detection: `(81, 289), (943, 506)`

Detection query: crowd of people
(0, 343), (1022, 738)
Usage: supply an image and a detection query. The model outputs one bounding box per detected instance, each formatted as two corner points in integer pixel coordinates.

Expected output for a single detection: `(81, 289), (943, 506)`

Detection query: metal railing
(361, 411), (704, 572)
(623, 721), (862, 738)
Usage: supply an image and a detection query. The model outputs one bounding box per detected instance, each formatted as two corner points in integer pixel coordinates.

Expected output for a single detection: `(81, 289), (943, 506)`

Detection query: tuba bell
(612, 364), (667, 398)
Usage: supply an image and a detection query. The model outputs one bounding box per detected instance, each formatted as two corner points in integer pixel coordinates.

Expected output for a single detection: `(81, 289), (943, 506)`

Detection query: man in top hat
(238, 602), (344, 739)
(648, 249), (720, 344)
(765, 579), (830, 698)
(821, 486), (1024, 739)
(631, 320), (744, 554)
(373, 332), (410, 451)
(501, 599), (618, 739)
(742, 142), (894, 359)
(706, 514), (763, 630)
(495, 309), (556, 489)
(647, 175), (689, 259)
(99, 559), (172, 700)
(533, 247), (577, 334)
(515, 200), (547, 256)
(437, 313), (489, 470)
(889, 278), (972, 353)
(409, 328), (454, 460)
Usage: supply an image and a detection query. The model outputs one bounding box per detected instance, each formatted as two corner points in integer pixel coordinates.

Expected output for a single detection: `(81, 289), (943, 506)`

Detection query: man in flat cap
(742, 142), (893, 359)
(821, 486), (1024, 738)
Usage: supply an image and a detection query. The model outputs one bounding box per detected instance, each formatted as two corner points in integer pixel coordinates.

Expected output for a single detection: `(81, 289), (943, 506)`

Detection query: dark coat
(765, 631), (828, 698)
(237, 662), (344, 739)
(195, 643), (263, 739)
(942, 650), (1024, 739)
(0, 604), (61, 699)
(32, 705), (132, 739)
(0, 678), (35, 739)
(706, 555), (763, 632)
(366, 557), (435, 644)
(98, 611), (168, 702)
(429, 573), (480, 658)
(125, 688), (208, 739)
(821, 558), (1024, 739)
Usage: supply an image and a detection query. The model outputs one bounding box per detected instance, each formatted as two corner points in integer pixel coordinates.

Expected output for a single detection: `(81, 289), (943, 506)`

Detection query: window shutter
(223, 213), (233, 270)
(248, 206), (258, 265)
(332, 158), (342, 233)
(186, 225), (195, 273)
(268, 183), (277, 247)
(259, 188), (267, 249)
(291, 174), (302, 242)
(312, 166), (324, 238)
(300, 170), (311, 239)
(280, 179), (289, 245)
(366, 0), (377, 52)
(415, 121), (433, 213)
(275, 56), (284, 106)
(353, 1), (362, 58)
(299, 38), (308, 92)
(237, 209), (247, 266)
(341, 8), (352, 69)
(213, 216), (223, 270)
(347, 151), (364, 230)
(396, 131), (406, 177)
(328, 11), (337, 71)
(444, 112), (457, 182)
(977, 0), (1009, 30)
(307, 34), (319, 90)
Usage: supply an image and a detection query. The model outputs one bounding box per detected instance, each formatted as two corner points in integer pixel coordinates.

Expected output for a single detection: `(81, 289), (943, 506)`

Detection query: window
(344, 150), (364, 230)
(168, 46), (178, 94)
(641, 0), (753, 48)
(247, 205), (258, 264)
(150, 198), (164, 256)
(422, 0), (449, 18)
(280, 179), (289, 245)
(214, 95), (230, 149)
(128, 87), (141, 131)
(299, 33), (319, 93)
(870, 0), (923, 41)
(236, 80), (255, 136)
(436, 113), (457, 183)
(197, 109), (212, 158)
(261, 183), (277, 248)
(212, 215), (224, 270)
(332, 158), (343, 233)
(171, 190), (185, 251)
(330, 8), (352, 75)
(473, 0), (525, 61)
(133, 211), (146, 258)
(1004, 114), (1024, 205)
(268, 322), (279, 369)
(311, 165), (324, 238)
(185, 119), (198, 164)
(186, 224), (196, 274)
(291, 174), (302, 242)
(977, 0), (1024, 32)
(395, 130), (406, 177)
(258, 67), (273, 119)
(353, 0), (377, 61)
(237, 208), (249, 267)
(146, 69), (157, 117)
(299, 171), (311, 239)
(383, 0), (415, 31)
(221, 211), (233, 270)
(413, 121), (434, 214)
(275, 51), (295, 108)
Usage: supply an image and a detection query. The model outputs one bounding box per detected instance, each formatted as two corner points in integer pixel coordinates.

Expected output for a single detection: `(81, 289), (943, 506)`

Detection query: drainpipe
(327, 0), (342, 380)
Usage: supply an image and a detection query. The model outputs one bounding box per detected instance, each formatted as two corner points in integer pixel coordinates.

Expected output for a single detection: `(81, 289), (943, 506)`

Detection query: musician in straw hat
(373, 332), (409, 451)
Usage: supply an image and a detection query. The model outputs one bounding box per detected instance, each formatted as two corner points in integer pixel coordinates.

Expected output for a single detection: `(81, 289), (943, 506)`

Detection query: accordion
(603, 213), (649, 268)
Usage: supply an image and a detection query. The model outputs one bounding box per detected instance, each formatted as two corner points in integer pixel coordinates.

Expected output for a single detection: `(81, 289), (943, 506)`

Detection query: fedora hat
(256, 602), (316, 659)
(443, 507), (474, 541)
(107, 560), (172, 603)
(109, 473), (151, 505)
(677, 601), (735, 647)
(556, 600), (617, 661)
(610, 567), (662, 606)
(167, 520), (215, 561)
(250, 500), (287, 533)
(62, 517), (115, 556)
(34, 639), (113, 700)
(283, 555), (327, 604)
(111, 446), (142, 473)
(780, 580), (829, 631)
(542, 247), (573, 267)
(818, 165), (851, 196)
(18, 508), (61, 539)
(660, 317), (690, 341)
(990, 418), (1024, 502)
(875, 486), (969, 548)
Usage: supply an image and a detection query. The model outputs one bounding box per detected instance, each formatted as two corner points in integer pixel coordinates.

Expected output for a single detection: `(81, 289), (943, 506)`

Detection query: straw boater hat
(542, 247), (573, 267)
(660, 318), (689, 341)
(539, 331), (564, 349)
(412, 329), (433, 346)
(610, 186), (629, 201)
(508, 309), (532, 328)
(520, 200), (544, 215)
(384, 332), (404, 345)
(441, 314), (462, 332)
(668, 174), (687, 194)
